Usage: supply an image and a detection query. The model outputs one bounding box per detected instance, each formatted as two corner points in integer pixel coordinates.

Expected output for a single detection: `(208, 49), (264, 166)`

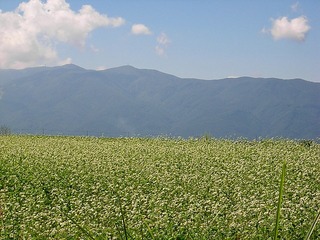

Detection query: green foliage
(0, 136), (319, 239)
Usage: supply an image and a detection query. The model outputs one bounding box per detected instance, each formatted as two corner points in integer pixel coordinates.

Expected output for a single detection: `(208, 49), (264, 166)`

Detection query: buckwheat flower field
(0, 135), (319, 239)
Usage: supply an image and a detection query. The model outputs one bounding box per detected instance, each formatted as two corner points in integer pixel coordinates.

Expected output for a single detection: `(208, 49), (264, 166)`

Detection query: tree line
(0, 125), (11, 135)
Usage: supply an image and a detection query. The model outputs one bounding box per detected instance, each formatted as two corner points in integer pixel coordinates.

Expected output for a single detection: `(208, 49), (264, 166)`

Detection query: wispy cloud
(227, 76), (240, 79)
(96, 66), (108, 71)
(291, 2), (299, 12)
(0, 0), (125, 69)
(262, 16), (310, 42)
(131, 24), (152, 35)
(90, 45), (100, 53)
(155, 32), (170, 56)
(0, 88), (3, 100)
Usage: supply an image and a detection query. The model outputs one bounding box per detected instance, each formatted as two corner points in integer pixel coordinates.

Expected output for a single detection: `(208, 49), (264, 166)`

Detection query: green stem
(304, 209), (320, 240)
(117, 195), (128, 240)
(58, 207), (96, 240)
(274, 160), (286, 240)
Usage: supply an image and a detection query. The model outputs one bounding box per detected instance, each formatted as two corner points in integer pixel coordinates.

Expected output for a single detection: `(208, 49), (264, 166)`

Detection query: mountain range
(0, 64), (319, 139)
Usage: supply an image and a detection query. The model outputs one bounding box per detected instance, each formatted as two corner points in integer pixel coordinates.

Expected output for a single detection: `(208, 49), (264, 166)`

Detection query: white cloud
(0, 0), (125, 69)
(131, 24), (152, 35)
(155, 32), (170, 56)
(263, 16), (310, 42)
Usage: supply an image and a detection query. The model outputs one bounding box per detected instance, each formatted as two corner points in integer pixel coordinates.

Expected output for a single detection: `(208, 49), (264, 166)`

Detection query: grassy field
(0, 135), (319, 239)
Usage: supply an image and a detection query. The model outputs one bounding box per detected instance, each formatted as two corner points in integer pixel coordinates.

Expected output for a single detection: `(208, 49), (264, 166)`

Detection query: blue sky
(0, 0), (319, 82)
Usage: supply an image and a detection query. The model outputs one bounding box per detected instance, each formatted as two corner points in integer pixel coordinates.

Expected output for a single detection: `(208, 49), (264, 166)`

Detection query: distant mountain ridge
(0, 64), (319, 139)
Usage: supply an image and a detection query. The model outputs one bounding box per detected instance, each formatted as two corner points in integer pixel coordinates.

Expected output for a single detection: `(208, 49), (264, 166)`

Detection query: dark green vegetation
(1, 136), (319, 239)
(0, 125), (11, 135)
(1, 64), (319, 139)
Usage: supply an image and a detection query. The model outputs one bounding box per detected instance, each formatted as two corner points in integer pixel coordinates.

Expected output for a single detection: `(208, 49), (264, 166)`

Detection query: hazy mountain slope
(0, 64), (319, 139)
